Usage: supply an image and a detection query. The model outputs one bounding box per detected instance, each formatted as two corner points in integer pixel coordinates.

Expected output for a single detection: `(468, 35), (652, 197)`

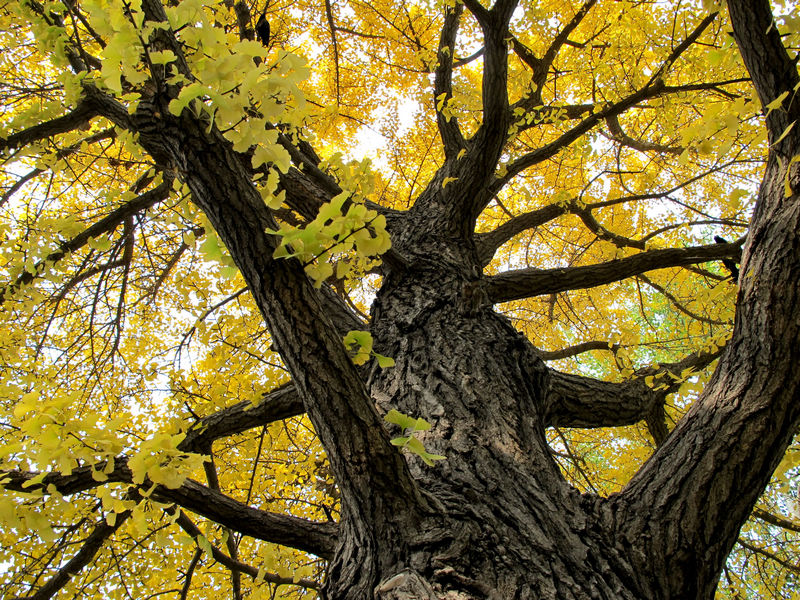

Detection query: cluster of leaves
(384, 410), (446, 467)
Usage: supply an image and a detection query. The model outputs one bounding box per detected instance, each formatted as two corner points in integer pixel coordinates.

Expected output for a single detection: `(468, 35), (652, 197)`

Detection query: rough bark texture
(5, 0), (800, 598)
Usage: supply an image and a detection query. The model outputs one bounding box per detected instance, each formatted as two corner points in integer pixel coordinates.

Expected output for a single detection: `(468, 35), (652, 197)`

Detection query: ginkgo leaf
(766, 91), (790, 114)
(442, 177), (458, 188)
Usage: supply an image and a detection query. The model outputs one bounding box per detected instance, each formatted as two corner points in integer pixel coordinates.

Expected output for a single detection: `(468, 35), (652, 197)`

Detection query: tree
(1, 0), (800, 597)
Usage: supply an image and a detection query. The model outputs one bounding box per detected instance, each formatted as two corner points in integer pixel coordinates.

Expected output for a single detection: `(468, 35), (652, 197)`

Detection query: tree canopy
(1, 0), (800, 598)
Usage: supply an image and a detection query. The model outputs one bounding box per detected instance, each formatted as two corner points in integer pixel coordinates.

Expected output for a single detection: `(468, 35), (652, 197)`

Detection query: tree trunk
(310, 235), (637, 598)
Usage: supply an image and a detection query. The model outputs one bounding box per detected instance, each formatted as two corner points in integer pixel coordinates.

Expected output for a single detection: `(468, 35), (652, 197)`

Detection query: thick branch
(475, 203), (567, 265)
(728, 0), (800, 154)
(179, 383), (304, 454)
(546, 346), (721, 432)
(434, 3), (465, 157)
(537, 340), (616, 361)
(609, 4), (800, 594)
(0, 99), (99, 154)
(155, 479), (337, 559)
(0, 460), (337, 559)
(485, 241), (742, 303)
(124, 99), (425, 569)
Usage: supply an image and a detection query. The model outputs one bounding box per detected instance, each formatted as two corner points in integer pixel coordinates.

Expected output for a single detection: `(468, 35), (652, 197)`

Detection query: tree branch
(728, 0), (800, 156)
(434, 3), (465, 157)
(0, 99), (99, 155)
(516, 0), (597, 99)
(179, 383), (304, 454)
(546, 346), (721, 434)
(155, 479), (337, 559)
(0, 178), (172, 305)
(752, 506), (800, 534)
(484, 241), (742, 303)
(0, 459), (337, 559)
(537, 340), (617, 361)
(605, 113), (683, 155)
(475, 203), (567, 265)
(172, 510), (320, 589)
(14, 512), (131, 600)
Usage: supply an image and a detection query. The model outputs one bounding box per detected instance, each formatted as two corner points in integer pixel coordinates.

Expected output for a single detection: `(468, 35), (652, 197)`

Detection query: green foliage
(384, 410), (446, 467)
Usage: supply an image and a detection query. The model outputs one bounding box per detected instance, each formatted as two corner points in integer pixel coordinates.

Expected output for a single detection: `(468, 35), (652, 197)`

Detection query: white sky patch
(351, 96), (421, 168)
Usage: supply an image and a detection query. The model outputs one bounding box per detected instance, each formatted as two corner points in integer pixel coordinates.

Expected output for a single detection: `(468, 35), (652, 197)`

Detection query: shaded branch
(225, 0), (255, 42)
(460, 0), (490, 30)
(0, 459), (337, 559)
(537, 340), (617, 361)
(512, 0), (597, 100)
(13, 512), (131, 600)
(546, 346), (722, 433)
(0, 99), (99, 155)
(485, 241), (742, 303)
(173, 510), (320, 589)
(752, 507), (800, 534)
(463, 0), (517, 190)
(179, 383), (304, 454)
(155, 479), (337, 559)
(605, 113), (683, 155)
(475, 203), (567, 265)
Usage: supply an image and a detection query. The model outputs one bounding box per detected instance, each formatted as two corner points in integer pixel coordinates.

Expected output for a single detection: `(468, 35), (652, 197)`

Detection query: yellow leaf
(766, 91), (789, 114)
(442, 177), (458, 188)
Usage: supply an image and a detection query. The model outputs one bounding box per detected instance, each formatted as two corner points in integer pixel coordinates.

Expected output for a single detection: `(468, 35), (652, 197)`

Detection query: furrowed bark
(97, 63), (427, 589)
(546, 346), (720, 431)
(434, 3), (466, 157)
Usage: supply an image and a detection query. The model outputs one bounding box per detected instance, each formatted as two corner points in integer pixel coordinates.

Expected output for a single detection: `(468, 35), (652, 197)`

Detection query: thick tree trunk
(310, 236), (639, 599)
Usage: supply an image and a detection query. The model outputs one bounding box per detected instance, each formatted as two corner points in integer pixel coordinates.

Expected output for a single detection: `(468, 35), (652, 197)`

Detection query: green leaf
(374, 353), (395, 368)
(148, 50), (176, 65)
(384, 409), (417, 430)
